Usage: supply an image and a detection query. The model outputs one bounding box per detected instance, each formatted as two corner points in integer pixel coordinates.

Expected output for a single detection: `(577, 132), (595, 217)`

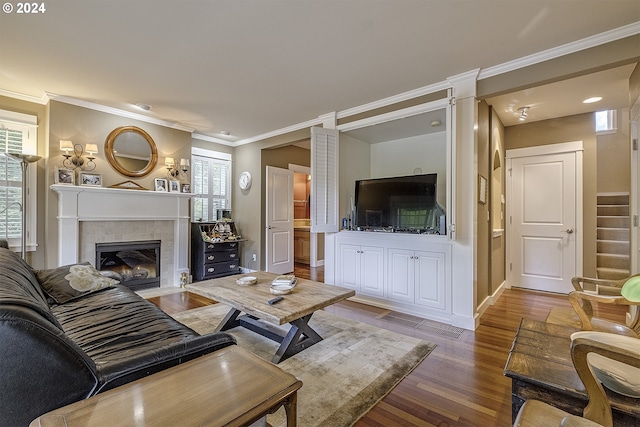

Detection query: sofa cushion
(36, 263), (119, 305)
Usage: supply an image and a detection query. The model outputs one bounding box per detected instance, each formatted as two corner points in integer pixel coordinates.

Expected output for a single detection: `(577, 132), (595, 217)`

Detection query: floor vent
(415, 319), (466, 339)
(381, 312), (465, 339)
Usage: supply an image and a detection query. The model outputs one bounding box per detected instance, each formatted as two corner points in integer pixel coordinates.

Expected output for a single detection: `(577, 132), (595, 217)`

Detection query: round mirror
(105, 126), (158, 177)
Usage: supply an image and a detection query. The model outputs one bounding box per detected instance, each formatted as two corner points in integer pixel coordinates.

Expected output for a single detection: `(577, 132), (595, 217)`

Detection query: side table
(504, 318), (639, 426)
(30, 345), (302, 427)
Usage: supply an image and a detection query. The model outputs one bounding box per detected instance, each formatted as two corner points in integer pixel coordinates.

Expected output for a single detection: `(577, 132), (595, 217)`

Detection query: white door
(507, 142), (583, 294)
(265, 166), (294, 274)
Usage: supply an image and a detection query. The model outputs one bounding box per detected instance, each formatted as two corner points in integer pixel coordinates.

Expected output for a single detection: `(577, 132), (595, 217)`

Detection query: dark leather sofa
(0, 246), (236, 427)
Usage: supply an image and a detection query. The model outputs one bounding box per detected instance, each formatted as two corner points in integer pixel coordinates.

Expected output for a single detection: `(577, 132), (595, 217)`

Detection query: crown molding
(234, 116), (324, 146)
(46, 93), (195, 133)
(336, 80), (451, 120)
(191, 132), (236, 146)
(478, 21), (640, 80)
(0, 88), (49, 105)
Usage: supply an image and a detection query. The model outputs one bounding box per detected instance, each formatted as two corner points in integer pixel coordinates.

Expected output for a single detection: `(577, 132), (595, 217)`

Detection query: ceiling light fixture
(518, 106), (529, 121)
(134, 103), (152, 111)
(219, 130), (231, 136)
(583, 97), (603, 104)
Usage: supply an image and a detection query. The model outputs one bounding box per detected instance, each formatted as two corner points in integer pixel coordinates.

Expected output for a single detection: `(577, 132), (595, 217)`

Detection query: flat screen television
(354, 173), (444, 233)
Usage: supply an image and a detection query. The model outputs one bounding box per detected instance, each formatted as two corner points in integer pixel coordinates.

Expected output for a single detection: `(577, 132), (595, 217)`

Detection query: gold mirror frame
(104, 126), (158, 177)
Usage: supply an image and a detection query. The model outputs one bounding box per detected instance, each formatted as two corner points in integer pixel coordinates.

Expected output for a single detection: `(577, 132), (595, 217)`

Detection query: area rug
(171, 303), (435, 427)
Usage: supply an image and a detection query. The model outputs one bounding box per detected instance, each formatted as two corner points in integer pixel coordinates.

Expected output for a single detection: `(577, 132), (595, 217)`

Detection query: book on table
(272, 275), (297, 287)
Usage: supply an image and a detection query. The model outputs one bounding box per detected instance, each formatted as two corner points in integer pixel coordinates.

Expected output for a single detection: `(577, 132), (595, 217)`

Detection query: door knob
(563, 228), (574, 234)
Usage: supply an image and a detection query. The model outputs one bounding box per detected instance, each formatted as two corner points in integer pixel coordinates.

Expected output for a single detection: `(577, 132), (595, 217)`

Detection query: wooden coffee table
(187, 271), (355, 363)
(30, 345), (302, 427)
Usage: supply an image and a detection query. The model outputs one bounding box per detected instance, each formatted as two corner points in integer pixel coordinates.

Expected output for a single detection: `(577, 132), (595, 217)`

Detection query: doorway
(506, 141), (583, 294)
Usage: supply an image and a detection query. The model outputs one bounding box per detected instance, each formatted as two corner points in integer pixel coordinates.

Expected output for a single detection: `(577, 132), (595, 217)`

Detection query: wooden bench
(30, 346), (302, 427)
(504, 318), (639, 426)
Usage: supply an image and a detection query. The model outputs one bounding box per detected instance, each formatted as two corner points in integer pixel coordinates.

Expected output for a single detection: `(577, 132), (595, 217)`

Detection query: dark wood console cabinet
(191, 222), (243, 281)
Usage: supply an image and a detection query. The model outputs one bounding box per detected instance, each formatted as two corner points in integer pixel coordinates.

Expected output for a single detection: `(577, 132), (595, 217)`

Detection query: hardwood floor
(148, 265), (628, 427)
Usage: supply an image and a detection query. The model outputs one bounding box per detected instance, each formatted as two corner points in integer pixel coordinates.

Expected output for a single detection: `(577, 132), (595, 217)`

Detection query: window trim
(0, 109), (38, 253)
(595, 109), (618, 135)
(191, 148), (232, 222)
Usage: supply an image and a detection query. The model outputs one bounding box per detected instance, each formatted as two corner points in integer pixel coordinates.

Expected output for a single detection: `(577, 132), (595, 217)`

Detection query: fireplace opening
(96, 240), (161, 291)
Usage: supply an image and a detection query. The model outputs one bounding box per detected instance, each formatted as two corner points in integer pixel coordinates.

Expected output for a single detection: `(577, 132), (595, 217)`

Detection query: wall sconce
(166, 157), (189, 179)
(60, 140), (97, 171)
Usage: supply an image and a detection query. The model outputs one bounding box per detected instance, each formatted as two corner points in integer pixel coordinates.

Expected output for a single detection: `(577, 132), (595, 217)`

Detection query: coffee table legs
(215, 308), (324, 363)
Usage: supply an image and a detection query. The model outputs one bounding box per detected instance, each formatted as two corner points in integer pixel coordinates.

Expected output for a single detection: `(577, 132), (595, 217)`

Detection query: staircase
(596, 193), (630, 280)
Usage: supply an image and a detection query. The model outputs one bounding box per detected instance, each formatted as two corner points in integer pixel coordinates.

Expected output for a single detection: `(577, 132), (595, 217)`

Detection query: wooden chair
(545, 275), (640, 337)
(514, 332), (640, 427)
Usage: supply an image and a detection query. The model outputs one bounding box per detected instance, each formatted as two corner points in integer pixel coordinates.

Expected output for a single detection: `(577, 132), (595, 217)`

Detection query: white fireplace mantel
(51, 184), (192, 287)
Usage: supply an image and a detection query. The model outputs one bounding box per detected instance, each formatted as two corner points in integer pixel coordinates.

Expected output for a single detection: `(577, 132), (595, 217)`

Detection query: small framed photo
(154, 178), (168, 192)
(79, 172), (102, 187)
(181, 183), (191, 193)
(55, 167), (75, 185)
(169, 180), (180, 192)
(478, 174), (487, 205)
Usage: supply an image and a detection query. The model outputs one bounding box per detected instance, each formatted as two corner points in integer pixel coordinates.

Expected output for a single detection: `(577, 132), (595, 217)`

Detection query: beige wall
(505, 113), (598, 277)
(476, 101), (490, 307)
(490, 107), (506, 294)
(597, 107), (631, 193)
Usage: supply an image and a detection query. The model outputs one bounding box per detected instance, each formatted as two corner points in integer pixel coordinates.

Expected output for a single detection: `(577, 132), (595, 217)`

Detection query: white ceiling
(0, 1), (638, 144)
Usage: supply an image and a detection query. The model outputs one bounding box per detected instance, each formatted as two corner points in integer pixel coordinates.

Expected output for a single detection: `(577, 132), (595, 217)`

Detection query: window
(191, 148), (231, 222)
(0, 110), (38, 252)
(595, 109), (617, 134)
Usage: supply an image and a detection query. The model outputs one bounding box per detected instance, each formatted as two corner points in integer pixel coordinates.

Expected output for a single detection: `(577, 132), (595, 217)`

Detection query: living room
(1, 2), (640, 426)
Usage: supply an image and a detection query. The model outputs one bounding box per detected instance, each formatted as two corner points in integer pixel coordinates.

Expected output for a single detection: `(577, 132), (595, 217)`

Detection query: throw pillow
(36, 263), (120, 304)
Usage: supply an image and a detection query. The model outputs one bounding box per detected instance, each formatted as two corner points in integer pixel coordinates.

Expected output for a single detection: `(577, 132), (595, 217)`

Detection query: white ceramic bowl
(270, 284), (294, 295)
(236, 276), (257, 286)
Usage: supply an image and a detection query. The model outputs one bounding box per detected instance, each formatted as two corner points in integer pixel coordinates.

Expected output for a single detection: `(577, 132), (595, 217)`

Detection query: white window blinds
(0, 110), (38, 251)
(311, 127), (339, 233)
(191, 152), (231, 222)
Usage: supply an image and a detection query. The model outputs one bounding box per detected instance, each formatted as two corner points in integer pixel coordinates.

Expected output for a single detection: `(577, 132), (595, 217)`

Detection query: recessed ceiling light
(583, 97), (603, 104)
(134, 103), (152, 111)
(518, 106), (529, 121)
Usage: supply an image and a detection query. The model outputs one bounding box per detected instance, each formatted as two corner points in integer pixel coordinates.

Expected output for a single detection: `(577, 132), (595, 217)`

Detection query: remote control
(268, 296), (284, 305)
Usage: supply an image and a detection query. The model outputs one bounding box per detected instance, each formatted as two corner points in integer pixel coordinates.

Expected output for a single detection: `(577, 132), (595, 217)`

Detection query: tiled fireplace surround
(52, 185), (191, 287)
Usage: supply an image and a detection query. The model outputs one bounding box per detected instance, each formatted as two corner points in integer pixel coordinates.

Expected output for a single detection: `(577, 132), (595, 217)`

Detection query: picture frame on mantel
(55, 167), (75, 185)
(79, 172), (102, 187)
(154, 178), (168, 192)
(110, 180), (148, 190)
(169, 180), (180, 192)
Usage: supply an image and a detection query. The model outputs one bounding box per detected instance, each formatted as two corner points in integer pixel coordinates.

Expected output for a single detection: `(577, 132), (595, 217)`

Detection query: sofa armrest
(95, 332), (237, 392)
(0, 306), (99, 427)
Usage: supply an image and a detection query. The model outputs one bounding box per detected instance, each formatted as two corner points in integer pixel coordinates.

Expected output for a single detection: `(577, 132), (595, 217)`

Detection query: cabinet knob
(207, 267), (215, 273)
(207, 255), (215, 261)
(229, 264), (237, 269)
(230, 253), (237, 258)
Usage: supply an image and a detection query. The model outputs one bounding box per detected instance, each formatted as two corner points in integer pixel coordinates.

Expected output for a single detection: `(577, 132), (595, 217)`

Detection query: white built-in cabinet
(333, 231), (452, 321)
(337, 244), (384, 297)
(387, 249), (446, 310)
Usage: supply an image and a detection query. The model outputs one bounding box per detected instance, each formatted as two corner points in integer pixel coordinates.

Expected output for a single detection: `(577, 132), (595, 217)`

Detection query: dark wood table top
(505, 318), (639, 417)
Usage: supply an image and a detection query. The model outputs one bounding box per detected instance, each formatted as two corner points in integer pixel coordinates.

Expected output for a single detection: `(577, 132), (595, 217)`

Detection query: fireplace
(96, 240), (161, 291)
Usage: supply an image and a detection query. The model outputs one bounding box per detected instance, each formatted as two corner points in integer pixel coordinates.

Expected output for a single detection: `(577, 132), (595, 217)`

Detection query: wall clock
(238, 171), (252, 190)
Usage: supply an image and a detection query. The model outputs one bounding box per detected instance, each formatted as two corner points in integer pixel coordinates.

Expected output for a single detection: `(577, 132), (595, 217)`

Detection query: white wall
(370, 132), (447, 207)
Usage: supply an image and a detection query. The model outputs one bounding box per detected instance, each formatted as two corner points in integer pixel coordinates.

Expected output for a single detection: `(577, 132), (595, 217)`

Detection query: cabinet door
(338, 244), (360, 291)
(387, 248), (415, 302)
(414, 250), (446, 309)
(360, 246), (384, 297)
